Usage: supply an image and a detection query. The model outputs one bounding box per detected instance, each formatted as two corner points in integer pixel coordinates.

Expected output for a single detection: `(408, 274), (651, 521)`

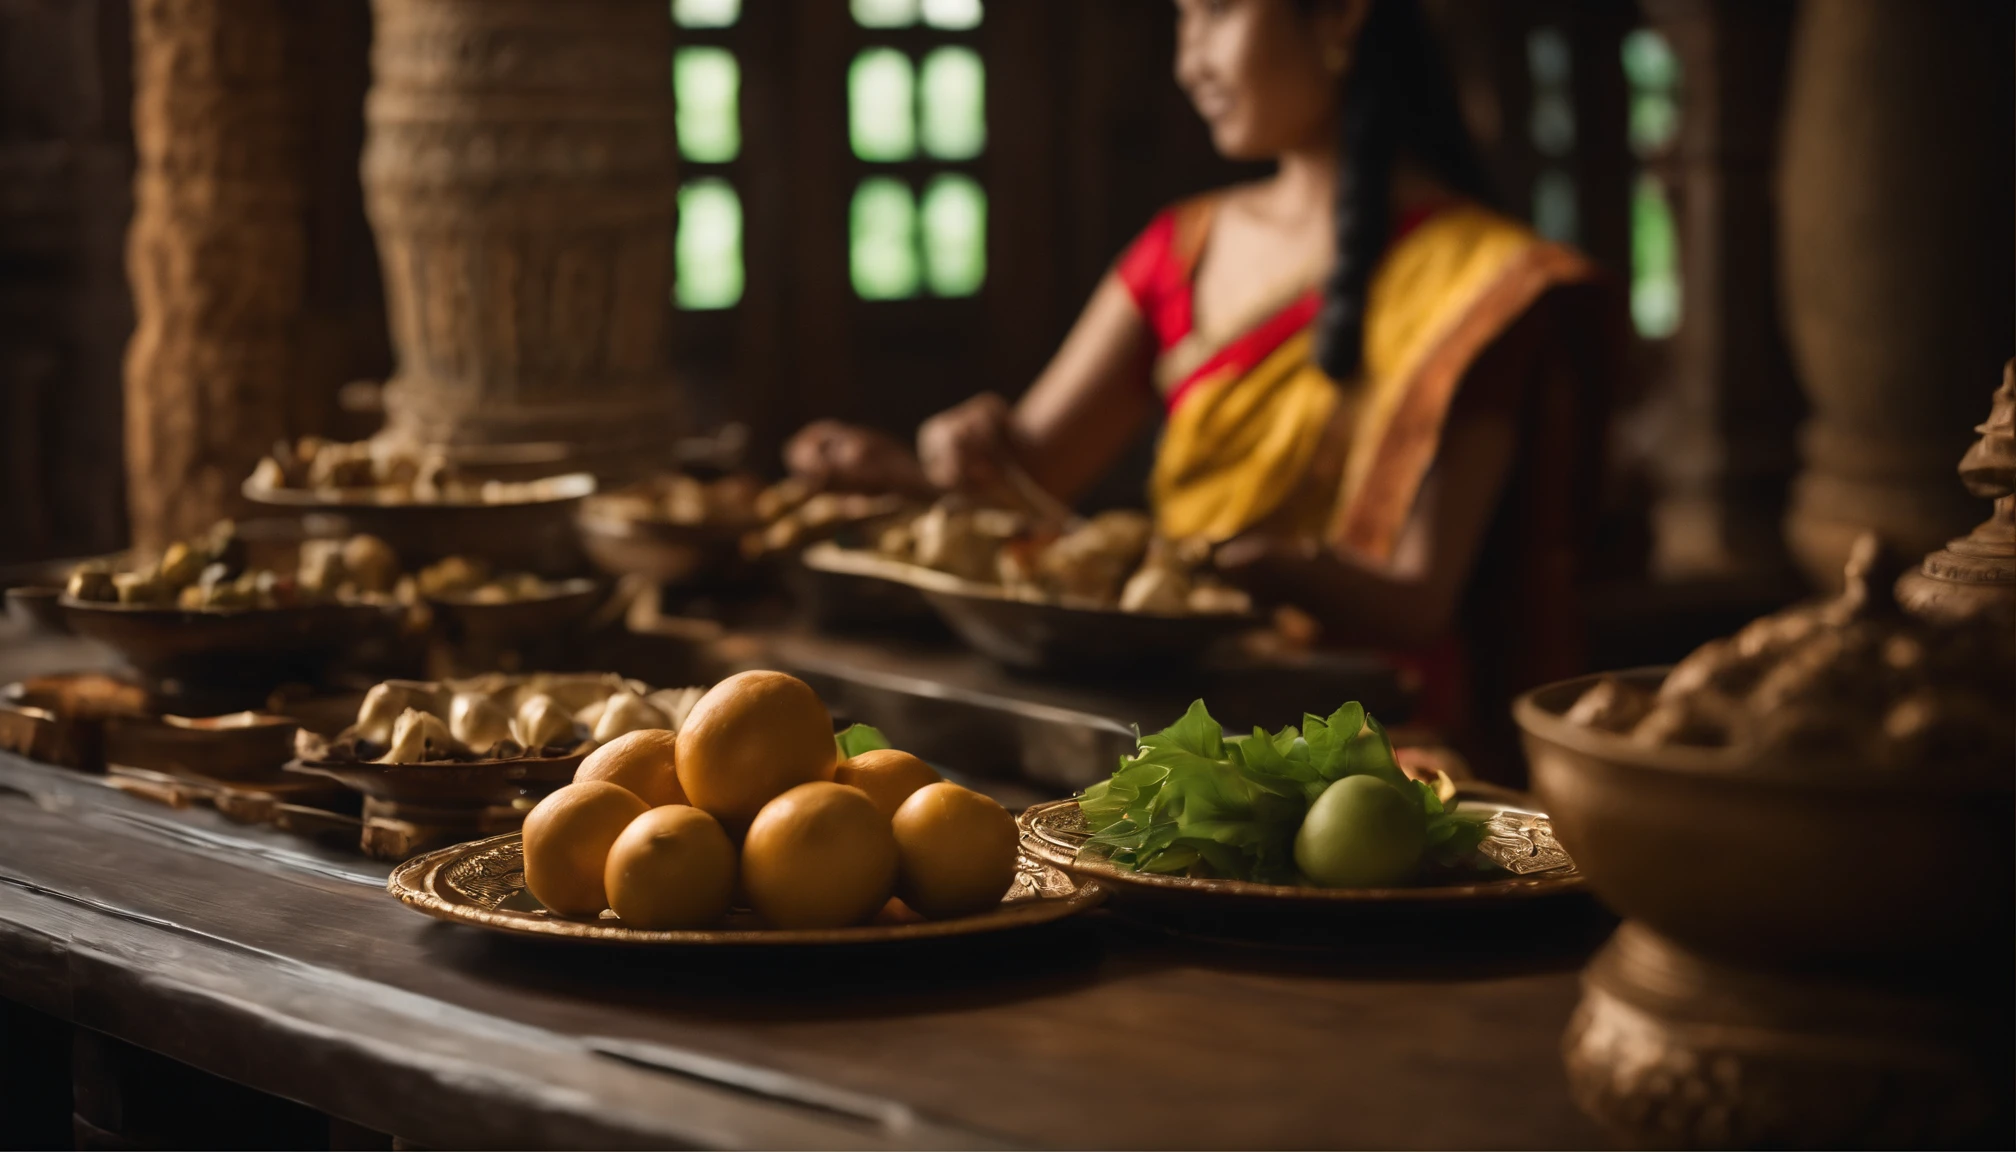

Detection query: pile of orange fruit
(519, 670), (1020, 929)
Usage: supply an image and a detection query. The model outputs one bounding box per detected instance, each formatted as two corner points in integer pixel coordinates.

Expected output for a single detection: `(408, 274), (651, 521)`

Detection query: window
(1525, 26), (1578, 245)
(1623, 28), (1682, 339)
(672, 0), (744, 310)
(847, 1), (988, 300)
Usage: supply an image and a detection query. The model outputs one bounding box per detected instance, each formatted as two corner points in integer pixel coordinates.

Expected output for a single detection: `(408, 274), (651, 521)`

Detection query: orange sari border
(1329, 241), (1597, 560)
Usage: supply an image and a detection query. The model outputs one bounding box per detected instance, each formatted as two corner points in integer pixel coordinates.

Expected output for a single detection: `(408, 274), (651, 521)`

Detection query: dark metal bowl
(243, 472), (595, 574)
(798, 542), (1255, 671)
(1513, 669), (2014, 971)
(574, 506), (751, 586)
(57, 597), (404, 689)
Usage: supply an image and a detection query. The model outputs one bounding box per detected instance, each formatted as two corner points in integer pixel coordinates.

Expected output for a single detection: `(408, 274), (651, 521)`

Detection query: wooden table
(0, 748), (1610, 1149)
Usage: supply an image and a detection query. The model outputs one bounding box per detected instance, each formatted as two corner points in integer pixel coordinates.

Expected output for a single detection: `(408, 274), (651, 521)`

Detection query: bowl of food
(289, 672), (706, 808)
(243, 435), (595, 572)
(389, 669), (1104, 944)
(57, 523), (409, 689)
(805, 501), (1257, 670)
(1514, 540), (2014, 970)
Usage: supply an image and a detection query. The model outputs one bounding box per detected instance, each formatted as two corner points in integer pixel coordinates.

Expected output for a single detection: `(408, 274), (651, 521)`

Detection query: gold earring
(1323, 44), (1350, 75)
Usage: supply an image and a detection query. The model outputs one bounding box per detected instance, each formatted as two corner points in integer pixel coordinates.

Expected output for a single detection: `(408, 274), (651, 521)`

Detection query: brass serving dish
(243, 471), (597, 573)
(56, 597), (403, 687)
(575, 502), (753, 587)
(389, 832), (1105, 946)
(801, 542), (1256, 671)
(286, 752), (584, 807)
(1514, 668), (2014, 968)
(1017, 797), (1583, 907)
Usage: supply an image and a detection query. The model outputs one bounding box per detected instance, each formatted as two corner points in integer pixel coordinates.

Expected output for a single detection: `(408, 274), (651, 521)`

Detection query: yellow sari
(1118, 196), (1596, 562)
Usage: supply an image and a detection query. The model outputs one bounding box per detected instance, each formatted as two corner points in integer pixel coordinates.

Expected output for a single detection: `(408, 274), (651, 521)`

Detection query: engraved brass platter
(1017, 796), (1583, 905)
(389, 831), (1105, 945)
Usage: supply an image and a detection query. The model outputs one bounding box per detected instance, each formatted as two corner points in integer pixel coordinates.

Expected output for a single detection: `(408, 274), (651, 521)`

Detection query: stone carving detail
(125, 0), (307, 551)
(1565, 927), (1996, 1148)
(364, 0), (682, 473)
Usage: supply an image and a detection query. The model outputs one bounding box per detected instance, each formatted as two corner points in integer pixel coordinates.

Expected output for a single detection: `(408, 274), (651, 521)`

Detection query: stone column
(363, 0), (681, 478)
(124, 0), (306, 553)
(1778, 0), (2014, 591)
(1639, 0), (1803, 580)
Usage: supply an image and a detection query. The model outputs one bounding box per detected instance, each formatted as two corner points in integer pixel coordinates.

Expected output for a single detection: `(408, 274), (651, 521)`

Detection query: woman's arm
(918, 272), (1158, 501)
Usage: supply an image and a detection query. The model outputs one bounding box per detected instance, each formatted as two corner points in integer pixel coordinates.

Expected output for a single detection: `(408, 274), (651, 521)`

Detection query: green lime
(1293, 774), (1425, 887)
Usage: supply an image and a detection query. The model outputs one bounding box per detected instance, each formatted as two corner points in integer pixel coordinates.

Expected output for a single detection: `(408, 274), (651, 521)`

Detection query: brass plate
(1018, 797), (1583, 904)
(389, 832), (1106, 945)
(800, 542), (1255, 671)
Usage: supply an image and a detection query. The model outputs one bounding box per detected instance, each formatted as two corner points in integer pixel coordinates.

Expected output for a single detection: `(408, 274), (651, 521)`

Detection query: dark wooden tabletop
(0, 748), (1611, 1149)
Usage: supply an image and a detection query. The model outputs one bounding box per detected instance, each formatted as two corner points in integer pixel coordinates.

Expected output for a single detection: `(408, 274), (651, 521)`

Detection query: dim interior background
(2, 0), (2010, 668)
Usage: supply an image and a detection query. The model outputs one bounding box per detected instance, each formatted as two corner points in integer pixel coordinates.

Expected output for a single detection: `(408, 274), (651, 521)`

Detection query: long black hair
(1300, 0), (1497, 379)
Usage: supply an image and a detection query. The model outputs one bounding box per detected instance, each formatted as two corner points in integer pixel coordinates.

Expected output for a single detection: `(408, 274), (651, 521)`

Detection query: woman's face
(1173, 0), (1358, 160)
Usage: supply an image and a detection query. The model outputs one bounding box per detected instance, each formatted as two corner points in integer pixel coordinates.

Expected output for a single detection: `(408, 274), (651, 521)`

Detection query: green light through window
(1631, 173), (1681, 338)
(851, 178), (920, 300)
(851, 0), (918, 28)
(849, 49), (916, 162)
(674, 47), (740, 163)
(1623, 29), (1682, 157)
(1532, 169), (1577, 244)
(922, 174), (985, 296)
(921, 0), (983, 30)
(671, 0), (739, 28)
(919, 47), (985, 160)
(677, 179), (744, 310)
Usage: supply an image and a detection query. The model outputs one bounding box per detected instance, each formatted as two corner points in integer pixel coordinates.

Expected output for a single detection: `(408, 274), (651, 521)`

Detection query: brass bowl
(57, 597), (403, 687)
(1513, 669), (2015, 971)
(243, 472), (596, 574)
(389, 831), (1104, 946)
(424, 578), (605, 646)
(286, 752), (584, 807)
(800, 543), (1256, 672)
(574, 505), (752, 586)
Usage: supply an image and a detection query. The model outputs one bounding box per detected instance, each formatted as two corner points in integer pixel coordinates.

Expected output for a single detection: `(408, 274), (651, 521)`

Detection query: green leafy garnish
(1077, 699), (1491, 885)
(834, 723), (891, 759)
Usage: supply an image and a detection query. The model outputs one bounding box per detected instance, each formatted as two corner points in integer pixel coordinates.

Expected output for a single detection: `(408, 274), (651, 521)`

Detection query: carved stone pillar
(124, 0), (306, 553)
(363, 0), (681, 477)
(1639, 0), (1803, 580)
(1779, 0), (2014, 591)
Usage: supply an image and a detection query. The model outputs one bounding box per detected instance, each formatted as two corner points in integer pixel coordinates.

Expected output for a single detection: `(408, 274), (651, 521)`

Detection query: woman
(790, 0), (1614, 748)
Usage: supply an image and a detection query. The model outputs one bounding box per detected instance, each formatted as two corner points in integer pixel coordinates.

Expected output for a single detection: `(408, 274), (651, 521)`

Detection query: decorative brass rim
(800, 541), (1254, 622)
(388, 831), (1106, 946)
(1017, 798), (1584, 903)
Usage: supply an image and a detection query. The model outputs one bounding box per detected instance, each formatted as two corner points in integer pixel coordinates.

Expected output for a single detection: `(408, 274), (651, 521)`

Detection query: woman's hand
(783, 420), (930, 495)
(917, 392), (1018, 492)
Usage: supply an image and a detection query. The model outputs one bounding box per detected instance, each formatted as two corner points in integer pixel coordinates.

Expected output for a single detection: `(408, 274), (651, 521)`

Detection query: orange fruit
(520, 781), (648, 917)
(604, 805), (736, 929)
(891, 783), (1018, 918)
(575, 729), (686, 807)
(739, 781), (896, 929)
(675, 670), (836, 824)
(831, 748), (941, 818)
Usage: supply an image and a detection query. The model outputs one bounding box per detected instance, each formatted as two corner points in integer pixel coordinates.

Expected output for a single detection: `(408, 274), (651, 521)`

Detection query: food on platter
(831, 747), (942, 817)
(866, 499), (1252, 617)
(603, 805), (738, 929)
(582, 472), (918, 558)
(575, 729), (687, 807)
(64, 521), (574, 613)
(739, 781), (900, 929)
(1561, 533), (2014, 777)
(522, 780), (650, 917)
(247, 435), (584, 506)
(1075, 699), (1490, 887)
(891, 782), (1019, 918)
(514, 671), (1022, 928)
(673, 669), (839, 824)
(296, 673), (703, 764)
